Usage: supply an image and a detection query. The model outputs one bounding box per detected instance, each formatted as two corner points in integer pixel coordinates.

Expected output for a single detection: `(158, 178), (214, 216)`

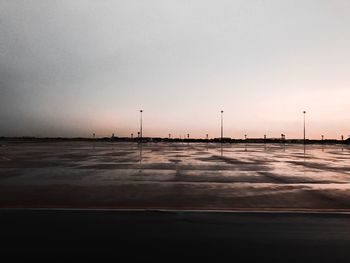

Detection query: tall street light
(303, 111), (306, 144)
(140, 110), (143, 142)
(221, 110), (224, 141)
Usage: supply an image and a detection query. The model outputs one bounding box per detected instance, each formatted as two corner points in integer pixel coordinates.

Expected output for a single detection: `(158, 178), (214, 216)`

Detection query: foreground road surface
(1, 209), (350, 262)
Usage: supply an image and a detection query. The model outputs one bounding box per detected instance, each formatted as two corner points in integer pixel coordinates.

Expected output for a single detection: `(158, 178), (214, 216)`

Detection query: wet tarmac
(2, 209), (350, 262)
(1, 141), (350, 211)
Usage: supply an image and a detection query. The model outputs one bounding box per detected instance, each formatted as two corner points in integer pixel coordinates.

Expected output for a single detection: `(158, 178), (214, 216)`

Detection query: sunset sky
(1, 0), (350, 139)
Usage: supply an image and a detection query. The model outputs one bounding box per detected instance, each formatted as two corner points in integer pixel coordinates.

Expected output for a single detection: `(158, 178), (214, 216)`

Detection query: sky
(1, 0), (350, 139)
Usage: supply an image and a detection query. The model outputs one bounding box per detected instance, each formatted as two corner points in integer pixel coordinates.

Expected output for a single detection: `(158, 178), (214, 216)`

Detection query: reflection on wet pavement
(0, 142), (350, 211)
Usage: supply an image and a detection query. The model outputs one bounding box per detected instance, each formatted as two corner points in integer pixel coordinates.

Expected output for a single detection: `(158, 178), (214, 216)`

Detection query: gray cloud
(1, 0), (350, 137)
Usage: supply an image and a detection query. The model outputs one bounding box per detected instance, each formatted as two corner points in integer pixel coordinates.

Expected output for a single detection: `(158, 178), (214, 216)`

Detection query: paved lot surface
(1, 209), (350, 262)
(1, 142), (350, 210)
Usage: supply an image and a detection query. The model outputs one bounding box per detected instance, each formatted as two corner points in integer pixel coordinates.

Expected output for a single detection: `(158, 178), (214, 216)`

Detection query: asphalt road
(1, 209), (350, 262)
(2, 142), (350, 211)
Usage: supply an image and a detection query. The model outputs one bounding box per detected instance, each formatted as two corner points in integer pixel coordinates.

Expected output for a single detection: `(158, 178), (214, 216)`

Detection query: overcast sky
(1, 0), (350, 139)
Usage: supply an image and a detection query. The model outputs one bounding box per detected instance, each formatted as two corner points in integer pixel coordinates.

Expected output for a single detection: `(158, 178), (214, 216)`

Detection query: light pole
(303, 111), (306, 144)
(140, 110), (143, 142)
(220, 110), (224, 141)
